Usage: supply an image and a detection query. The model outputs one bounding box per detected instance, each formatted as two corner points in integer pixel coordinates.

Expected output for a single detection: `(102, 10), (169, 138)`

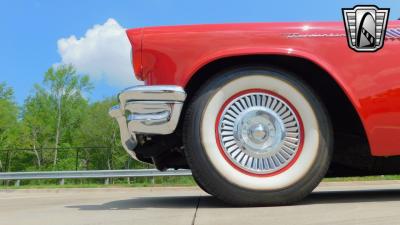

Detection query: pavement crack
(191, 196), (201, 225)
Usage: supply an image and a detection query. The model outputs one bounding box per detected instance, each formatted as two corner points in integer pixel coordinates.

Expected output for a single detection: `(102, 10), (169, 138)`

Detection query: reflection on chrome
(109, 85), (186, 160)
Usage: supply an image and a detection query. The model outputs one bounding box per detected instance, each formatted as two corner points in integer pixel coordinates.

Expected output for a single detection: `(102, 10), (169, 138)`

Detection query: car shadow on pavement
(67, 189), (400, 210)
(301, 189), (400, 205)
(66, 196), (208, 210)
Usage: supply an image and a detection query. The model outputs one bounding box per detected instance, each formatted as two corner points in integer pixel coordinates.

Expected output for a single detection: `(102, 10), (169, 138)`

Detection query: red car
(109, 20), (400, 205)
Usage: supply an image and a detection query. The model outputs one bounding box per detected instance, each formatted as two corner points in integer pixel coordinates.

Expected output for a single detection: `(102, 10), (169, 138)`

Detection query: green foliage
(0, 82), (18, 139)
(75, 98), (128, 170)
(0, 82), (14, 100)
(0, 82), (19, 171)
(41, 65), (94, 168)
(0, 64), (150, 178)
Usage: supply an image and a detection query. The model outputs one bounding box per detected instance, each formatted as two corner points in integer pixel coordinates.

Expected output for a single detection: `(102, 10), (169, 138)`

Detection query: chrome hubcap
(250, 124), (268, 142)
(218, 92), (302, 174)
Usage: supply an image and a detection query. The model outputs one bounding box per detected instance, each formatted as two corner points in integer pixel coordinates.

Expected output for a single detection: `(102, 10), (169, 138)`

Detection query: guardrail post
(15, 180), (20, 187)
(75, 149), (79, 171)
(104, 178), (109, 185)
(59, 178), (65, 185)
(5, 150), (10, 173)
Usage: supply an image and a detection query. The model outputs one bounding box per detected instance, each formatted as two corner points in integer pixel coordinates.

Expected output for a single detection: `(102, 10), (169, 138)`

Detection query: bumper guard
(109, 85), (186, 160)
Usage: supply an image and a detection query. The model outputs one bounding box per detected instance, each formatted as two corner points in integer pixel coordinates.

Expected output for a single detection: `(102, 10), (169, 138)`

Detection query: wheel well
(183, 55), (372, 175)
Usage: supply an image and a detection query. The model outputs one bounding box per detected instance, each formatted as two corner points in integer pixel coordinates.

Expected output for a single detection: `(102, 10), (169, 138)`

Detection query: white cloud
(57, 18), (141, 87)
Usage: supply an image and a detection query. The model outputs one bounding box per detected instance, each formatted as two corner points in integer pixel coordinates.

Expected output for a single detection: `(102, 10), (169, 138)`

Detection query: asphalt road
(1, 181), (400, 225)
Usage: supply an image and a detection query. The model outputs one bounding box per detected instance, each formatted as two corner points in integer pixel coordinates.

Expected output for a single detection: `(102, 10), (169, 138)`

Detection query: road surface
(1, 181), (400, 225)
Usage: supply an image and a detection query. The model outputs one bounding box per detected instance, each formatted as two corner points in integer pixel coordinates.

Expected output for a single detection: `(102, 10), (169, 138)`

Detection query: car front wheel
(183, 67), (332, 205)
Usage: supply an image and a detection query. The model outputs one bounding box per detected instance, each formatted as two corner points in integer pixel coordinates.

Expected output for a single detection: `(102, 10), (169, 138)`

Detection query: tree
(41, 65), (93, 168)
(0, 82), (19, 171)
(0, 82), (14, 100)
(2, 65), (147, 176)
(75, 98), (129, 170)
(21, 87), (54, 169)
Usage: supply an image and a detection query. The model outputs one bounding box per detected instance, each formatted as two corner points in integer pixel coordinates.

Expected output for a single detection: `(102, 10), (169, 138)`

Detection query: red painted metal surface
(126, 28), (143, 80)
(127, 21), (400, 156)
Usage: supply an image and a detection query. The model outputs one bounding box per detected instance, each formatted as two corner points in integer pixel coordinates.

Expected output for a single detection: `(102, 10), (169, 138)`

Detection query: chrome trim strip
(128, 111), (170, 125)
(127, 103), (183, 135)
(119, 85), (186, 111)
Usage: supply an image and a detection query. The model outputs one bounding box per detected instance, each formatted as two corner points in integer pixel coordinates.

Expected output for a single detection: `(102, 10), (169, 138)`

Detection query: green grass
(0, 176), (197, 189)
(323, 175), (400, 182)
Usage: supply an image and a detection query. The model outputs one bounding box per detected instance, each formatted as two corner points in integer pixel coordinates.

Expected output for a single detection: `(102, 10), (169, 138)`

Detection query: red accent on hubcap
(214, 89), (305, 177)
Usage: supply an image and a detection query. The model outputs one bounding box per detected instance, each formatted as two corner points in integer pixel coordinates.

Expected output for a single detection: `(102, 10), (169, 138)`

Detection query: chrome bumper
(109, 85), (186, 160)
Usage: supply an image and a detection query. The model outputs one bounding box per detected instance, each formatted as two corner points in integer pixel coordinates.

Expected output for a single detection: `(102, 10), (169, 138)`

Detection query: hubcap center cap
(250, 124), (268, 142)
(236, 108), (284, 154)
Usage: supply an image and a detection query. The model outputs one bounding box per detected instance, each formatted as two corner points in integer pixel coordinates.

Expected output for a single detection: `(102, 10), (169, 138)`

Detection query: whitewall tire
(183, 67), (332, 205)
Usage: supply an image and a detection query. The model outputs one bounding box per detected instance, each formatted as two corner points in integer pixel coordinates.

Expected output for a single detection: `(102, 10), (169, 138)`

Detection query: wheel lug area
(249, 123), (268, 142)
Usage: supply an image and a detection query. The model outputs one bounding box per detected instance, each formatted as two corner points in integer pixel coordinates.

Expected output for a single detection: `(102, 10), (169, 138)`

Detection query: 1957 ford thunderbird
(109, 20), (400, 205)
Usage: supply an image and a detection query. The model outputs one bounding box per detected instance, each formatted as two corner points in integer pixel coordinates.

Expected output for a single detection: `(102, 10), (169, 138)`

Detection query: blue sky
(1, 0), (399, 104)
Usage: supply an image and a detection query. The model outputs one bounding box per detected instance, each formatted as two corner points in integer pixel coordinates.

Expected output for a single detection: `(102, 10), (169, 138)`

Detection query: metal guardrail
(0, 169), (192, 180)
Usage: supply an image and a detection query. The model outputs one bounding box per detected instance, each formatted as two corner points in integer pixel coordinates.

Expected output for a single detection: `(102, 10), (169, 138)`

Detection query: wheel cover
(216, 89), (304, 176)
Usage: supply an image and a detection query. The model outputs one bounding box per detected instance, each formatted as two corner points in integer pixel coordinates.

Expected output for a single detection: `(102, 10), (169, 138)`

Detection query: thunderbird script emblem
(342, 5), (390, 52)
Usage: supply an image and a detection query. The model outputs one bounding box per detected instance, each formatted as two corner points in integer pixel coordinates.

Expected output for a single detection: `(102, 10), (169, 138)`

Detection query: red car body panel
(126, 21), (400, 156)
